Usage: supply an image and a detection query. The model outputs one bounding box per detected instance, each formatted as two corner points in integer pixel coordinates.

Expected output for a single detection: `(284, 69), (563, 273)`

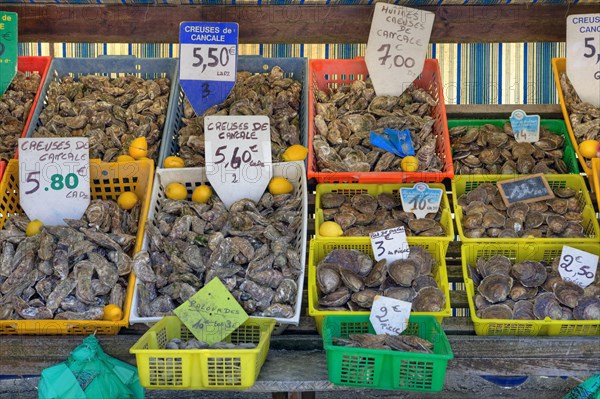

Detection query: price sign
(399, 183), (443, 219)
(174, 277), (249, 345)
(205, 115), (271, 209)
(369, 226), (409, 263)
(558, 246), (598, 288)
(510, 109), (540, 143)
(18, 138), (90, 226)
(369, 295), (412, 336)
(0, 12), (18, 97)
(365, 3), (434, 96)
(179, 22), (238, 116)
(496, 174), (555, 207)
(566, 14), (600, 107)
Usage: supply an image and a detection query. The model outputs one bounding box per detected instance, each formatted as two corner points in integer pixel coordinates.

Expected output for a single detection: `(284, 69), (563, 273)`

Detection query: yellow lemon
(165, 182), (188, 200)
(164, 156), (185, 168)
(128, 137), (148, 160)
(319, 221), (344, 237)
(25, 219), (44, 237)
(116, 154), (135, 162)
(268, 177), (294, 195)
(192, 185), (212, 203)
(401, 156), (419, 172)
(282, 144), (309, 161)
(579, 139), (599, 159)
(117, 191), (138, 210)
(103, 304), (123, 321)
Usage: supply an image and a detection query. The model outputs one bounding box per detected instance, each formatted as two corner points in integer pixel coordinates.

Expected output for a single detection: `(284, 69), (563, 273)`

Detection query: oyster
(477, 304), (513, 320)
(478, 274), (513, 303)
(534, 292), (563, 320)
(553, 280), (584, 308)
(412, 286), (445, 312)
(510, 261), (547, 287)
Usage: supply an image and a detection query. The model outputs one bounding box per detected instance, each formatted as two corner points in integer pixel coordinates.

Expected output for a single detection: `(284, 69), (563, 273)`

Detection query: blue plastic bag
(370, 128), (415, 158)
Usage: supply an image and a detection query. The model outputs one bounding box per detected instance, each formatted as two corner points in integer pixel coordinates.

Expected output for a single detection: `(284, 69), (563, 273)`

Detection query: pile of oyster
(177, 66), (302, 166)
(450, 123), (569, 174)
(312, 79), (443, 173)
(0, 71), (43, 161)
(334, 333), (433, 353)
(32, 74), (172, 163)
(134, 192), (303, 319)
(316, 247), (445, 313)
(470, 254), (600, 320)
(559, 73), (600, 169)
(320, 191), (445, 237)
(165, 337), (256, 350)
(0, 199), (141, 320)
(457, 183), (587, 239)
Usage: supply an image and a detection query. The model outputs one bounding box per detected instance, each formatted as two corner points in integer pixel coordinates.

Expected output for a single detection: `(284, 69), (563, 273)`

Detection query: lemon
(319, 221), (344, 237)
(401, 156), (419, 172)
(25, 219), (44, 237)
(268, 177), (294, 195)
(103, 304), (123, 321)
(165, 182), (188, 200)
(192, 185), (212, 203)
(164, 156), (185, 168)
(579, 139), (599, 159)
(128, 137), (148, 160)
(282, 144), (309, 161)
(117, 191), (138, 210)
(116, 154), (135, 162)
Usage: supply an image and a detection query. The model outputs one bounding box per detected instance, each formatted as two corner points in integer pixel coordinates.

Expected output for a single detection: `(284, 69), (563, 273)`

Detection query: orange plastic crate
(593, 159), (600, 212)
(0, 161), (5, 184)
(307, 58), (453, 183)
(11, 56), (52, 159)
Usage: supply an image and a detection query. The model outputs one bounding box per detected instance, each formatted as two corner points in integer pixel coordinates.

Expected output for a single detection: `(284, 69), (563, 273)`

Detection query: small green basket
(322, 315), (453, 392)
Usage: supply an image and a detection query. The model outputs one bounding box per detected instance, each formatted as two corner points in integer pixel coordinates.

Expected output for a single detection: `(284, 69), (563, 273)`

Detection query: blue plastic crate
(25, 56), (179, 163)
(158, 56), (308, 168)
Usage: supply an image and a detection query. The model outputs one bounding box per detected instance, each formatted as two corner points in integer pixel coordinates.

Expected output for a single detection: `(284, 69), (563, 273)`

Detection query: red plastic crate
(307, 58), (453, 183)
(11, 56), (52, 159)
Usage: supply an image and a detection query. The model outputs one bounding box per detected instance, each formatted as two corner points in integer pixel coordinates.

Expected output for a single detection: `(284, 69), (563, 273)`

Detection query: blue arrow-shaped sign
(179, 22), (238, 116)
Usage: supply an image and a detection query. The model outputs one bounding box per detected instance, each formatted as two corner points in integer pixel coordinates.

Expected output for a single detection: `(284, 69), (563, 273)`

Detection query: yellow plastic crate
(307, 238), (451, 334)
(314, 183), (454, 250)
(130, 316), (276, 390)
(552, 58), (595, 176)
(452, 174), (600, 244)
(0, 158), (154, 335)
(593, 159), (600, 212)
(462, 242), (600, 336)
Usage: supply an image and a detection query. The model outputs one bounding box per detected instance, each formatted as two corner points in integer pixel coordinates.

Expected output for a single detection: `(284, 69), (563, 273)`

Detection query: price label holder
(205, 115), (272, 209)
(369, 295), (412, 336)
(174, 277), (249, 345)
(18, 138), (90, 226)
(365, 3), (434, 96)
(0, 12), (18, 97)
(399, 182), (442, 219)
(179, 22), (238, 116)
(558, 246), (598, 288)
(369, 226), (410, 263)
(496, 173), (555, 208)
(510, 109), (540, 143)
(566, 14), (600, 107)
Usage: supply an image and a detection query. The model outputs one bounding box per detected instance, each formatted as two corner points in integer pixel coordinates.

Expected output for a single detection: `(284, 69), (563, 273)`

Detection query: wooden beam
(5, 4), (599, 44)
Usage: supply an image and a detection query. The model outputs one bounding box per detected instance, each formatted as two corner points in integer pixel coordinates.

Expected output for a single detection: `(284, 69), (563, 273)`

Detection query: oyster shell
(478, 274), (513, 303)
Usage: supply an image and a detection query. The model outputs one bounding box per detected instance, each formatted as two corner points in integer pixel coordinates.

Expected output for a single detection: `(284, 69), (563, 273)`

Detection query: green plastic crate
(448, 119), (580, 175)
(322, 315), (453, 392)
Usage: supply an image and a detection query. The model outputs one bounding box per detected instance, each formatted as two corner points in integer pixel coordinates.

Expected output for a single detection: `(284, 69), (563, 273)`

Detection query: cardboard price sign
(179, 22), (238, 116)
(399, 183), (442, 219)
(558, 246), (598, 288)
(566, 14), (600, 107)
(365, 4), (434, 96)
(18, 138), (90, 226)
(174, 277), (249, 345)
(0, 12), (17, 97)
(369, 226), (409, 263)
(369, 295), (412, 336)
(205, 115), (271, 209)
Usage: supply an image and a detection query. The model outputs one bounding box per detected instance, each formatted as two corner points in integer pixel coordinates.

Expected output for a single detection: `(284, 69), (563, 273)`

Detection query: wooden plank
(4, 4), (599, 44)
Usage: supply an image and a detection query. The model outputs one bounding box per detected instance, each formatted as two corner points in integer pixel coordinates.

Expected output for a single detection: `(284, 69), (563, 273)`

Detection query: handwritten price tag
(205, 115), (271, 209)
(566, 14), (600, 107)
(399, 183), (443, 219)
(365, 3), (434, 96)
(496, 174), (555, 207)
(0, 12), (17, 97)
(369, 226), (409, 263)
(174, 277), (249, 345)
(558, 246), (598, 288)
(179, 22), (238, 115)
(369, 295), (412, 336)
(18, 138), (90, 226)
(510, 109), (541, 143)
